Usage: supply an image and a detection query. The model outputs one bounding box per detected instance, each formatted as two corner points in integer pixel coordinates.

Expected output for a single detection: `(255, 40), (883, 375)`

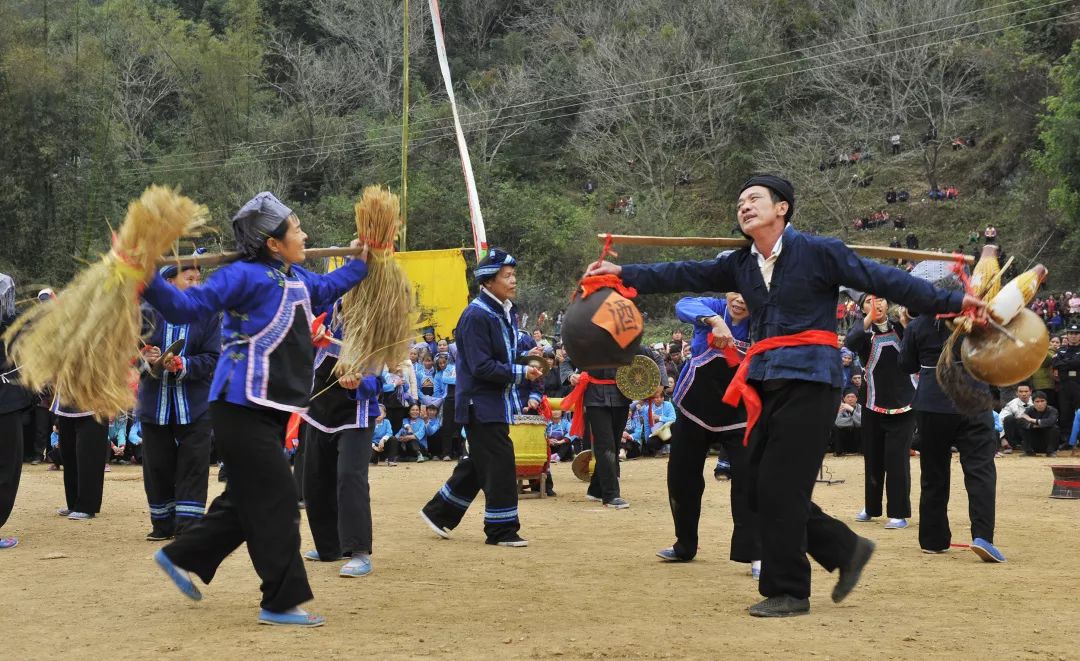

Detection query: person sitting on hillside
(897, 190), (910, 202)
(885, 189), (898, 204)
(984, 226), (998, 242)
(905, 233), (919, 250)
(892, 214), (906, 229)
(889, 236), (901, 248)
(929, 187), (945, 201)
(952, 137), (967, 150)
(945, 186), (958, 200)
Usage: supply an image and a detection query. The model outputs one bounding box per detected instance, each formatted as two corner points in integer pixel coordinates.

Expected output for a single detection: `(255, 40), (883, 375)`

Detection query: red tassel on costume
(311, 312), (332, 348)
(560, 372), (617, 438)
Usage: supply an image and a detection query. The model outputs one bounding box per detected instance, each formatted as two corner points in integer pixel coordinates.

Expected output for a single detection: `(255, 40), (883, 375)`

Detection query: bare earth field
(1, 453), (1077, 660)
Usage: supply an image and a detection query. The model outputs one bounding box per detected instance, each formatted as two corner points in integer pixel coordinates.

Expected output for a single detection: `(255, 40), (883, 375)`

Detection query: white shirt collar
(481, 287), (514, 320)
(750, 231), (785, 261)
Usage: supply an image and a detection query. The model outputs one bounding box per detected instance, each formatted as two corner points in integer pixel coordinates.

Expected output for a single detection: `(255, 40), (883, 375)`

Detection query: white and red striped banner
(428, 0), (488, 263)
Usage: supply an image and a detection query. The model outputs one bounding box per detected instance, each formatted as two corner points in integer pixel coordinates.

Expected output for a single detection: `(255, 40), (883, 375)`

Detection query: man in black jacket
(1, 302), (35, 549)
(897, 273), (1003, 563)
(1018, 392), (1059, 456)
(1051, 324), (1080, 448)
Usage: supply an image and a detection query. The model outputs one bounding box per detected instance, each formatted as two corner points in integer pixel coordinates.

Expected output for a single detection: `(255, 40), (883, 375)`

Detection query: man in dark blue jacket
(139, 261), (221, 541)
(586, 174), (984, 617)
(420, 249), (543, 547)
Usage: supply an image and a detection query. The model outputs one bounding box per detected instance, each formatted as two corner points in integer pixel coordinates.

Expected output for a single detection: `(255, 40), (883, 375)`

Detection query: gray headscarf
(232, 192), (293, 260)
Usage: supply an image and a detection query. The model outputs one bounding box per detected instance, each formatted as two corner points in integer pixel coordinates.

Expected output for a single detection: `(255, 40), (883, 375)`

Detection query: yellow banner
(326, 248), (469, 340)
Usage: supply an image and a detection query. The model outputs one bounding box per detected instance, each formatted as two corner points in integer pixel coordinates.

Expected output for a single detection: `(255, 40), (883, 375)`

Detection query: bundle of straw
(336, 185), (414, 377)
(3, 186), (208, 419)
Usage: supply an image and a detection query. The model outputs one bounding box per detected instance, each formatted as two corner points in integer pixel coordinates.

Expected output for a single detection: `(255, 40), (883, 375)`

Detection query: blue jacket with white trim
(453, 289), (533, 425)
(138, 304), (221, 425)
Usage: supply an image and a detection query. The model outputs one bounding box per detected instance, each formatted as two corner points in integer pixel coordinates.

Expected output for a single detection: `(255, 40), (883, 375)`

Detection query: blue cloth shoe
(854, 510), (873, 522)
(154, 549), (202, 601)
(656, 547), (690, 562)
(0, 537), (18, 549)
(751, 560), (761, 580)
(971, 538), (1006, 563)
(339, 556), (372, 577)
(884, 518), (908, 529)
(258, 609), (326, 627)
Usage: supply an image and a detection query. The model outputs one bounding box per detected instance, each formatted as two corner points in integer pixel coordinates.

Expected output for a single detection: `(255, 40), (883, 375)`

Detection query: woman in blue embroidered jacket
(143, 191), (368, 628)
(138, 259), (221, 542)
(420, 249), (544, 547)
(301, 298), (381, 578)
(657, 292), (761, 579)
(396, 403), (428, 460)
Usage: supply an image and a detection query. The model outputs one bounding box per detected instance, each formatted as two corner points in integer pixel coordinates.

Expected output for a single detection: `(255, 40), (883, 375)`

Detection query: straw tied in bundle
(335, 186), (414, 378)
(3, 186), (208, 419)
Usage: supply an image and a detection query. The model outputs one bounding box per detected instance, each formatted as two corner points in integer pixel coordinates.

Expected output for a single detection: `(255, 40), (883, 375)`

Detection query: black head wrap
(232, 192), (293, 260)
(739, 174), (795, 222)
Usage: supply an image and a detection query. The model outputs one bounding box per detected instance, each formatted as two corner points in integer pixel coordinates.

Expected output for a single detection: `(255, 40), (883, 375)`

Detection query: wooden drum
(1049, 465), (1080, 499)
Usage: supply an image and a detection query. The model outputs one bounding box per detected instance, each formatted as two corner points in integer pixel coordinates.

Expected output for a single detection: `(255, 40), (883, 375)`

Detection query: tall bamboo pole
(399, 0), (410, 251)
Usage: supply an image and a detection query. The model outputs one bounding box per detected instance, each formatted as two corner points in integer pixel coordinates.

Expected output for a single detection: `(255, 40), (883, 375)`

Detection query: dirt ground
(1, 452), (1077, 660)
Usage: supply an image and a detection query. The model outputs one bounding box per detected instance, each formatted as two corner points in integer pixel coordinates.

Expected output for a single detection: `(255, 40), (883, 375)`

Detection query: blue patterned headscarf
(473, 248), (517, 283)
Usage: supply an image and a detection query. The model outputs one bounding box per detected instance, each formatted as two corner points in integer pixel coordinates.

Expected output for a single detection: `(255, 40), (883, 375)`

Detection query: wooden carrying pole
(597, 234), (975, 265)
(159, 246), (366, 270)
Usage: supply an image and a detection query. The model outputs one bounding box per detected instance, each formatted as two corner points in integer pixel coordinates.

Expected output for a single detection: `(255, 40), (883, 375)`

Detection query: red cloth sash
(721, 330), (839, 446)
(561, 372), (617, 437)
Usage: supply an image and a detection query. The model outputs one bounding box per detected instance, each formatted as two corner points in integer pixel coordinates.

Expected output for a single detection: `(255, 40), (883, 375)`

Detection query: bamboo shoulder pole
(597, 233), (975, 265)
(158, 246), (366, 270)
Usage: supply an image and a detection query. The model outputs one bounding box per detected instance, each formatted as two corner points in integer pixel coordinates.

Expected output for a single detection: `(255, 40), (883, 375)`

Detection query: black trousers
(58, 416), (108, 514)
(916, 410), (997, 550)
(161, 402), (312, 612)
(644, 434), (669, 456)
(831, 426), (861, 455)
(667, 415), (759, 563)
(550, 441), (574, 462)
(1057, 380), (1080, 442)
(437, 385), (463, 458)
(304, 425), (374, 558)
(422, 415), (520, 542)
(141, 413), (213, 537)
(1020, 425), (1058, 455)
(1002, 415), (1022, 449)
(861, 409), (915, 518)
(0, 411), (24, 530)
(748, 381), (857, 600)
(586, 405), (628, 503)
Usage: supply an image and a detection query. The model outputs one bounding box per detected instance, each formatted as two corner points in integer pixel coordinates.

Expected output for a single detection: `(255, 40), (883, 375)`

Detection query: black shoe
(832, 536), (876, 603)
(748, 595), (810, 617)
(1047, 452), (1057, 457)
(486, 534), (528, 547)
(146, 530), (174, 542)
